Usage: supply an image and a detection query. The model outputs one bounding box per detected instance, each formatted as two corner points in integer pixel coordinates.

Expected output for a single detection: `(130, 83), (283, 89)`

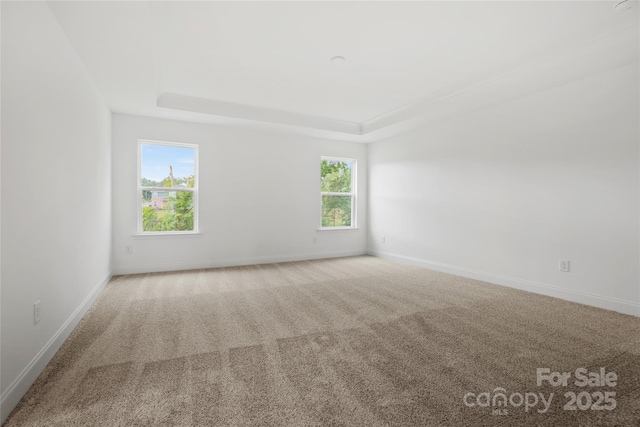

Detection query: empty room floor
(5, 256), (639, 426)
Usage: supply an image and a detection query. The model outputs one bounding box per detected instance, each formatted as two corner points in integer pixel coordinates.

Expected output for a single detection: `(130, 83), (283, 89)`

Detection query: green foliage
(321, 160), (351, 192)
(142, 206), (161, 230)
(141, 177), (161, 187)
(141, 174), (195, 232)
(321, 160), (353, 227)
(160, 176), (192, 188)
(141, 178), (160, 201)
(322, 195), (352, 227)
(173, 191), (194, 230)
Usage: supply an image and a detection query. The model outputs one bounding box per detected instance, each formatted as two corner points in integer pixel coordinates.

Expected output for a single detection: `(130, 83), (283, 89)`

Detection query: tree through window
(321, 157), (356, 228)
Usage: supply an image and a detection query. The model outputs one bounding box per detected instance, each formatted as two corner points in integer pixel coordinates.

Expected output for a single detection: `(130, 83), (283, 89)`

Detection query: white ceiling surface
(47, 1), (639, 141)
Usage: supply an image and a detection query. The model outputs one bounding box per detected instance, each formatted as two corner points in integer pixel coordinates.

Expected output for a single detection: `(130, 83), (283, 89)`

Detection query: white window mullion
(141, 187), (195, 192)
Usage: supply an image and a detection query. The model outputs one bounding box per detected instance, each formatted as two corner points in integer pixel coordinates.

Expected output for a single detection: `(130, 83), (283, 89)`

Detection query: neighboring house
(151, 191), (168, 209)
(149, 184), (186, 209)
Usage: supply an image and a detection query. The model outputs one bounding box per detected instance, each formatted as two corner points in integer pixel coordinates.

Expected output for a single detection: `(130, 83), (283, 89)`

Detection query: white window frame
(137, 139), (199, 235)
(320, 156), (357, 230)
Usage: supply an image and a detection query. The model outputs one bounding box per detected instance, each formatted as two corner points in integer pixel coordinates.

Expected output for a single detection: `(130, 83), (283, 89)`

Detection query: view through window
(139, 141), (198, 233)
(321, 157), (355, 228)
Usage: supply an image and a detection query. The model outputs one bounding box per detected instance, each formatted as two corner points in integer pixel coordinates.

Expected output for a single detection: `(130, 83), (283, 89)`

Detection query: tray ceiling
(47, 1), (639, 141)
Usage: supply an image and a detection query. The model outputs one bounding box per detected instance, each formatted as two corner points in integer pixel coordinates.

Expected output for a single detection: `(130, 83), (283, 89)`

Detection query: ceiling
(47, 1), (639, 141)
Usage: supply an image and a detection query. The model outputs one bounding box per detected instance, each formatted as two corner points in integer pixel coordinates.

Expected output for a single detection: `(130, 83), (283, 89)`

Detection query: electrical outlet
(313, 237), (318, 245)
(381, 236), (386, 244)
(125, 245), (133, 254)
(559, 259), (570, 272)
(34, 301), (41, 324)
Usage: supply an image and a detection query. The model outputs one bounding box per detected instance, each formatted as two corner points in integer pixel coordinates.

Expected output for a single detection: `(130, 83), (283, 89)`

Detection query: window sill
(133, 232), (203, 239)
(317, 227), (360, 233)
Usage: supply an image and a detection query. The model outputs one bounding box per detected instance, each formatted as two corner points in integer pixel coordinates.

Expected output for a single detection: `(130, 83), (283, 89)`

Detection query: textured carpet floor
(4, 256), (640, 426)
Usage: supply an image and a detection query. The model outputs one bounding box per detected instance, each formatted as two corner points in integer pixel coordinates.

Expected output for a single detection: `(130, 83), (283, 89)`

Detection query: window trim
(137, 139), (199, 235)
(320, 156), (357, 230)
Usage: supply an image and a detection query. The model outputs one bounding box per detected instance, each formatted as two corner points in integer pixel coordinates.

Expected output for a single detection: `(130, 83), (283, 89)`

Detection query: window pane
(141, 144), (196, 188)
(141, 190), (194, 232)
(321, 160), (352, 193)
(322, 195), (352, 227)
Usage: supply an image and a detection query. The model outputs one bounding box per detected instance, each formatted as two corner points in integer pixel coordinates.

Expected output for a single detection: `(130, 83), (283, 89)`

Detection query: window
(138, 140), (198, 234)
(320, 157), (356, 228)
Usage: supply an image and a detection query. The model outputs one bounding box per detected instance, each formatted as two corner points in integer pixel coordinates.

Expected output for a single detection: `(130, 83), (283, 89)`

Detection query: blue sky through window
(141, 144), (195, 182)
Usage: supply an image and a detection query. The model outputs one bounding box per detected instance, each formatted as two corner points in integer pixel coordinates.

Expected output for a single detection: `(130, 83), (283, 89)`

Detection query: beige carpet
(4, 256), (640, 426)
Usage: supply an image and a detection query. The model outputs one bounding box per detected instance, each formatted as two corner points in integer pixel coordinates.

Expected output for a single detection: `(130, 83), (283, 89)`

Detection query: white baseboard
(0, 272), (113, 424)
(370, 250), (640, 318)
(111, 250), (367, 275)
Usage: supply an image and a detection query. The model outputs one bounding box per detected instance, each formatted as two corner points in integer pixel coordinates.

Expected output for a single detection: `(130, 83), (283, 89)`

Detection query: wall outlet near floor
(312, 237), (318, 245)
(34, 301), (41, 324)
(381, 236), (386, 244)
(559, 259), (570, 272)
(125, 245), (133, 254)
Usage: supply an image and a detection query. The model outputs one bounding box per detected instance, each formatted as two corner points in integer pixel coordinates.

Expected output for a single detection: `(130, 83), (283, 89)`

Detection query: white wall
(369, 62), (640, 316)
(1, 2), (112, 421)
(112, 114), (367, 274)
